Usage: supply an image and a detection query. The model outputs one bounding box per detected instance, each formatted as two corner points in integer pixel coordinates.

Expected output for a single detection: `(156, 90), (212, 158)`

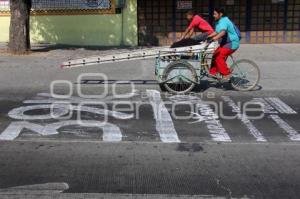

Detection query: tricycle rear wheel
(161, 61), (198, 94)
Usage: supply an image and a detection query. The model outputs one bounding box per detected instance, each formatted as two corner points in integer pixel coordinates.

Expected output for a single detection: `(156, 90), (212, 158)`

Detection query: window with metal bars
(138, 0), (299, 45)
(0, 0), (112, 10)
(249, 0), (300, 43)
(138, 0), (175, 46)
(286, 0), (300, 31)
(31, 0), (111, 10)
(0, 0), (115, 15)
(212, 0), (247, 32)
(251, 0), (285, 31)
(0, 0), (9, 11)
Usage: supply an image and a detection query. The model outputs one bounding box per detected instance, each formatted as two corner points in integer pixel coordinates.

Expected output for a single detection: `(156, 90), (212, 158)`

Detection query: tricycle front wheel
(230, 59), (260, 91)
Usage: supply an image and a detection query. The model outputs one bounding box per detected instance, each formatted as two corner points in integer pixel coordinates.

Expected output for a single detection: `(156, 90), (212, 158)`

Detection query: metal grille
(138, 0), (213, 46)
(213, 0), (247, 32)
(0, 0), (112, 11)
(251, 0), (285, 31)
(138, 0), (248, 46)
(0, 0), (9, 11)
(138, 0), (175, 46)
(138, 0), (299, 45)
(249, 0), (300, 43)
(287, 0), (300, 31)
(31, 0), (111, 10)
(176, 0), (210, 32)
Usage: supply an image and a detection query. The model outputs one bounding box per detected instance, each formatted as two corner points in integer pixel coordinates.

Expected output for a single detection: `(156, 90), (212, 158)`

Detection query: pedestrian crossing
(0, 90), (299, 143)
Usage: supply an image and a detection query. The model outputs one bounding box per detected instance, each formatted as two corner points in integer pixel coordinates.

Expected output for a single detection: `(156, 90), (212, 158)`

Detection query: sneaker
(207, 74), (219, 80)
(220, 75), (231, 83)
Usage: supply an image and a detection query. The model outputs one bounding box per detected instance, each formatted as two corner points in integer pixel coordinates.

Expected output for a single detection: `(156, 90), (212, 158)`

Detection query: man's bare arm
(208, 32), (217, 38)
(180, 28), (192, 40)
(187, 28), (195, 38)
(212, 30), (226, 41)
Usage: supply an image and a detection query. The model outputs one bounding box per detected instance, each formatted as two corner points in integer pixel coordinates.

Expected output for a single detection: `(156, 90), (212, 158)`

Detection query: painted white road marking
(8, 104), (70, 120)
(147, 90), (180, 143)
(45, 121), (122, 142)
(0, 183), (69, 194)
(222, 96), (267, 142)
(169, 95), (231, 142)
(265, 97), (297, 114)
(0, 121), (122, 142)
(24, 92), (139, 104)
(1, 92), (299, 143)
(251, 98), (278, 114)
(0, 122), (47, 141)
(189, 112), (205, 123)
(270, 115), (300, 141)
(73, 105), (133, 120)
(8, 104), (133, 120)
(195, 101), (231, 142)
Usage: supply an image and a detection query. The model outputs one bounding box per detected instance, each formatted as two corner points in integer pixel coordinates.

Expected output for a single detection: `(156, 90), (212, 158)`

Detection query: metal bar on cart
(61, 42), (217, 69)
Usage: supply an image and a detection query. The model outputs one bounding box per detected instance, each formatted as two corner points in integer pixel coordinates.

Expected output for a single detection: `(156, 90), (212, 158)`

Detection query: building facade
(0, 0), (138, 46)
(138, 0), (300, 45)
(0, 0), (299, 46)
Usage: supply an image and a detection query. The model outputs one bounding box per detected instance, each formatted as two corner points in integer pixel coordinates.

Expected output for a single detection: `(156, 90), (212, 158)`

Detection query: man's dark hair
(186, 10), (196, 16)
(214, 7), (226, 16)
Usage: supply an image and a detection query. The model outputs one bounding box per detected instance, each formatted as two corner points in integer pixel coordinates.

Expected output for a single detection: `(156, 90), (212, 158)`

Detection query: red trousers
(210, 47), (236, 76)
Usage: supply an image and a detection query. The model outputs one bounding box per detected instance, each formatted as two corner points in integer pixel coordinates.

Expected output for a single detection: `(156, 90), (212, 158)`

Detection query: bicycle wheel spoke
(162, 61), (197, 94)
(230, 60), (260, 91)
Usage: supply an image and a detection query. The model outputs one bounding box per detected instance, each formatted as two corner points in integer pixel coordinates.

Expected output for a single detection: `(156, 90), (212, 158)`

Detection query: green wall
(0, 17), (9, 41)
(0, 0), (137, 46)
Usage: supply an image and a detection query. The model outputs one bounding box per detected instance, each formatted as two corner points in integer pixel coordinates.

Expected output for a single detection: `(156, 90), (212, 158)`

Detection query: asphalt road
(0, 44), (300, 199)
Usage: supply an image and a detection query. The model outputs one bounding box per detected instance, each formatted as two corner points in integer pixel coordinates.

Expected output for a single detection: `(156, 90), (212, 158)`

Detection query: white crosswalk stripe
(265, 97), (297, 114)
(190, 96), (232, 142)
(147, 90), (180, 143)
(270, 115), (300, 141)
(222, 96), (267, 142)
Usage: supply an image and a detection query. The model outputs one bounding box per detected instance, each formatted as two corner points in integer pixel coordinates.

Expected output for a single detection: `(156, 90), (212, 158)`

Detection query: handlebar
(203, 40), (213, 51)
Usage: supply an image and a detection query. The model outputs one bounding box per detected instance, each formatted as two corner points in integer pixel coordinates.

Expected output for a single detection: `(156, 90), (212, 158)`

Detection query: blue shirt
(215, 16), (240, 50)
